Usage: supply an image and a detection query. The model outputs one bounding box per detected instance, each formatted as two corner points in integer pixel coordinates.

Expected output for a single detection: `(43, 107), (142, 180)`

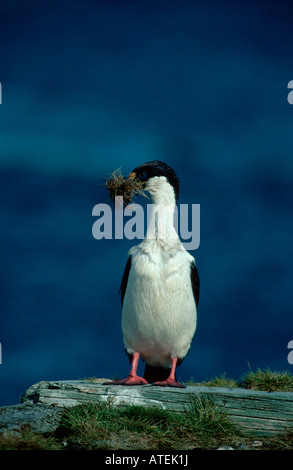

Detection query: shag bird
(106, 161), (199, 387)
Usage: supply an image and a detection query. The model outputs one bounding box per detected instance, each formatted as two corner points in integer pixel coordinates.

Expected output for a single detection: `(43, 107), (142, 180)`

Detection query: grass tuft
(186, 368), (293, 392)
(0, 429), (62, 450)
(240, 368), (293, 392)
(186, 394), (238, 449)
(265, 431), (293, 450)
(200, 373), (239, 388)
(57, 396), (239, 450)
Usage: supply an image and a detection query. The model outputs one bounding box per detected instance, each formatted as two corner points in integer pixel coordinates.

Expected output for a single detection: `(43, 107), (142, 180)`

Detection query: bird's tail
(144, 364), (176, 383)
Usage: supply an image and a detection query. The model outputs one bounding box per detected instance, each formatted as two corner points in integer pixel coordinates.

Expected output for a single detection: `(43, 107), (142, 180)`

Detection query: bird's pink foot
(103, 375), (148, 386)
(103, 352), (148, 385)
(153, 378), (186, 388)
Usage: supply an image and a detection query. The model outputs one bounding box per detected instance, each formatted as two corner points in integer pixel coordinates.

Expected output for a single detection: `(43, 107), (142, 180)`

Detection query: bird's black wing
(190, 261), (200, 308)
(119, 256), (132, 306)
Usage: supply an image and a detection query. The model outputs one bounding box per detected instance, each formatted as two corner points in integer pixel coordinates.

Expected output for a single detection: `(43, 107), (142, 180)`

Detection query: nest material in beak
(104, 168), (146, 206)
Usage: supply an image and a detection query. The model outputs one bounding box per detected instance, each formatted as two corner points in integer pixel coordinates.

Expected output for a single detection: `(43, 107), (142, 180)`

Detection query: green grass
(57, 394), (239, 450)
(0, 429), (62, 450)
(240, 368), (293, 392)
(186, 368), (293, 392)
(264, 432), (293, 450)
(198, 373), (239, 388)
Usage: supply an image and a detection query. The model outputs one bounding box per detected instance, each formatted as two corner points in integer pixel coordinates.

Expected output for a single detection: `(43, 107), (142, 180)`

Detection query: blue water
(0, 0), (293, 405)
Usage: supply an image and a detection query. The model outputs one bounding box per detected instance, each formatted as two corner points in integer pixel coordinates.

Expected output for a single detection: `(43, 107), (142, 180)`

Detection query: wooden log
(21, 379), (293, 438)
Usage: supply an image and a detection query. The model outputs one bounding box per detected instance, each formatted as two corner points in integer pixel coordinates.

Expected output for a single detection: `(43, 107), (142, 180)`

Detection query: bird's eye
(138, 171), (147, 181)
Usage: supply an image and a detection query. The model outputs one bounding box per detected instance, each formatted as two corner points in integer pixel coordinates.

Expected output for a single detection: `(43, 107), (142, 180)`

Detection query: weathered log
(21, 379), (293, 438)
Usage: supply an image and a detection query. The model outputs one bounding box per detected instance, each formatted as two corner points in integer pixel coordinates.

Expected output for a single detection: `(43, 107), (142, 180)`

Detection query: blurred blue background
(0, 0), (293, 405)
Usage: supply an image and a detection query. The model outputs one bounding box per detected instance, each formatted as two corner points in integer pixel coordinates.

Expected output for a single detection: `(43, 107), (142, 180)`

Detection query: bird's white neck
(139, 176), (179, 246)
(145, 202), (178, 243)
(145, 176), (176, 206)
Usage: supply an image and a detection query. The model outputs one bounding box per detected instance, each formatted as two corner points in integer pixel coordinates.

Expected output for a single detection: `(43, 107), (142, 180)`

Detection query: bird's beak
(127, 170), (149, 200)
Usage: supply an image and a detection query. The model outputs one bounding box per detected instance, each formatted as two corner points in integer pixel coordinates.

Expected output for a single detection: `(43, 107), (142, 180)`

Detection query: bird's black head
(129, 161), (180, 202)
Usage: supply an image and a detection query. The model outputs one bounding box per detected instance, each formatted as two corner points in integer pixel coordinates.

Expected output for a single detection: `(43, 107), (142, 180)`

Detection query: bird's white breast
(121, 239), (197, 368)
